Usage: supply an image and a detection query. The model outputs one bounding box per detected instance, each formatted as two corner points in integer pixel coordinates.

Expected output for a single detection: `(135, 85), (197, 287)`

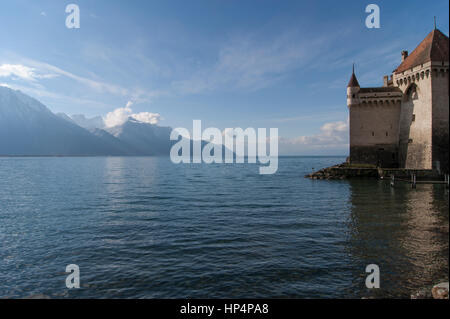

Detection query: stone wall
(395, 63), (433, 169)
(349, 102), (401, 147)
(432, 66), (449, 173)
(349, 100), (401, 168)
(350, 145), (398, 168)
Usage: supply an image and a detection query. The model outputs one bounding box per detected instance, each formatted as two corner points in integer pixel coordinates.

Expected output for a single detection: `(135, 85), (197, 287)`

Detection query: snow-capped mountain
(0, 86), (172, 156)
(0, 86), (230, 157)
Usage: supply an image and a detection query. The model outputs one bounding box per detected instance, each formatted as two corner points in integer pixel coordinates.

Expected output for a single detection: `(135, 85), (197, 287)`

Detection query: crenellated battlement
(394, 61), (449, 90)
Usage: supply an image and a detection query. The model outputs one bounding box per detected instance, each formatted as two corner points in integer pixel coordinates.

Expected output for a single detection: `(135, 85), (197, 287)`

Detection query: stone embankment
(305, 163), (444, 180)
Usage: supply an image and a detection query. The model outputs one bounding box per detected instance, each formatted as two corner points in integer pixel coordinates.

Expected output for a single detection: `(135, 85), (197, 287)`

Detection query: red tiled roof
(395, 29), (449, 74)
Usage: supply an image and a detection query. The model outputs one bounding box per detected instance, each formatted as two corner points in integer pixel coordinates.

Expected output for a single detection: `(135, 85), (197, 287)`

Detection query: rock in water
(432, 282), (449, 299)
(411, 288), (432, 299)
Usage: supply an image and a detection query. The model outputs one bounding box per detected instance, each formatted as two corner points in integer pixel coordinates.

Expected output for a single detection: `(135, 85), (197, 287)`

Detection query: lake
(0, 156), (448, 298)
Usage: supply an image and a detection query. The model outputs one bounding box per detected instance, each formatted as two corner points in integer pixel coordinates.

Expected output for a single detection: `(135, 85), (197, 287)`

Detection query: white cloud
(275, 120), (349, 155)
(103, 105), (133, 127)
(40, 12), (47, 17)
(131, 112), (161, 125)
(103, 101), (161, 128)
(281, 120), (348, 147)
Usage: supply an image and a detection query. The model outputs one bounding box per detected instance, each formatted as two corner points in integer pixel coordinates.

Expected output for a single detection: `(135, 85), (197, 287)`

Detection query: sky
(0, 0), (449, 155)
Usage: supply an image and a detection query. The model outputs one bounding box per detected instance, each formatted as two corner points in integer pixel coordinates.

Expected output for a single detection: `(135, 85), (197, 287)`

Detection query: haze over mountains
(0, 86), (173, 156)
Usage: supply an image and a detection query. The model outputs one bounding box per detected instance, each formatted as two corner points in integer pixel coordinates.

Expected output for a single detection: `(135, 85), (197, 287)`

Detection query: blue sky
(0, 0), (448, 155)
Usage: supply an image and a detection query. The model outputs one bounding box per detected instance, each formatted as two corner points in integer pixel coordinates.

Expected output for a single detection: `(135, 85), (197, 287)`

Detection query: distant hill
(105, 119), (172, 155)
(0, 87), (171, 156)
(0, 86), (232, 157)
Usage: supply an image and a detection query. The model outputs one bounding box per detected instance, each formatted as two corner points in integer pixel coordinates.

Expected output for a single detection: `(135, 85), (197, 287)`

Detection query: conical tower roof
(347, 65), (360, 88)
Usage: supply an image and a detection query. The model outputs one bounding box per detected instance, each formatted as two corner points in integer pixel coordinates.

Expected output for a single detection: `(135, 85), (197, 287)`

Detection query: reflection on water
(347, 180), (449, 298)
(0, 156), (447, 298)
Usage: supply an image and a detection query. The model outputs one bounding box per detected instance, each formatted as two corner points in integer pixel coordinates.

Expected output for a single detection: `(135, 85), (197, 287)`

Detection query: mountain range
(0, 86), (175, 156)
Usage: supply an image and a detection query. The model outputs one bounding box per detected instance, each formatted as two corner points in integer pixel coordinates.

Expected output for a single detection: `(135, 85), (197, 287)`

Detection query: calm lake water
(0, 156), (448, 298)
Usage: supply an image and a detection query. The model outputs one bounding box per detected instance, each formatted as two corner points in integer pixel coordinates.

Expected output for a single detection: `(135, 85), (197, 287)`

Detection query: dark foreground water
(0, 156), (448, 298)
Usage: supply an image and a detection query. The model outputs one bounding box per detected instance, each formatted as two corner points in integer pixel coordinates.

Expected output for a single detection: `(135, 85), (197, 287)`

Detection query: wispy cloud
(220, 119), (349, 155)
(279, 120), (348, 152)
(309, 41), (406, 90)
(270, 109), (346, 123)
(0, 54), (164, 109)
(19, 58), (129, 96)
(1, 81), (113, 109)
(0, 64), (57, 82)
(172, 29), (343, 94)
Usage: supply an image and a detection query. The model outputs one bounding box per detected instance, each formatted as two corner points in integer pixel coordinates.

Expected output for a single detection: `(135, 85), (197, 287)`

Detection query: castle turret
(347, 65), (360, 107)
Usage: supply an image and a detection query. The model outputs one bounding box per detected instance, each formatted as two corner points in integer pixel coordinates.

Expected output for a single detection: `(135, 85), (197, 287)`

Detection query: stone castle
(347, 28), (449, 172)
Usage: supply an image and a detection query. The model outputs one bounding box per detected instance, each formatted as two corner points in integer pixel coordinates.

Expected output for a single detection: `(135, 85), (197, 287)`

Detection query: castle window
(406, 84), (418, 101)
(372, 132), (375, 136)
(386, 132), (388, 137)
(412, 114), (416, 122)
(408, 139), (413, 144)
(352, 94), (355, 98)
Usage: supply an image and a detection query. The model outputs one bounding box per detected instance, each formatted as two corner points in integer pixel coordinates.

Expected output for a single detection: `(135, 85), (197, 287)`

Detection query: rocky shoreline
(305, 163), (377, 180)
(305, 163), (445, 180)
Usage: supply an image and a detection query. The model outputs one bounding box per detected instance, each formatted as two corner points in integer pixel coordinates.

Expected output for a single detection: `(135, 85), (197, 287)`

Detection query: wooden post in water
(411, 173), (416, 189)
(446, 174), (449, 189)
(390, 175), (395, 187)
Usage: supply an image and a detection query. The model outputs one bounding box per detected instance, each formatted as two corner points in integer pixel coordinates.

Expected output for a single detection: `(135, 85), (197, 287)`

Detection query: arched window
(405, 84), (418, 101)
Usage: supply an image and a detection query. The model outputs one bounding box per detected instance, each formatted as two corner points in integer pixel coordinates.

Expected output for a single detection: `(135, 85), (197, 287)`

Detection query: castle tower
(393, 28), (449, 171)
(347, 66), (403, 167)
(347, 65), (360, 107)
